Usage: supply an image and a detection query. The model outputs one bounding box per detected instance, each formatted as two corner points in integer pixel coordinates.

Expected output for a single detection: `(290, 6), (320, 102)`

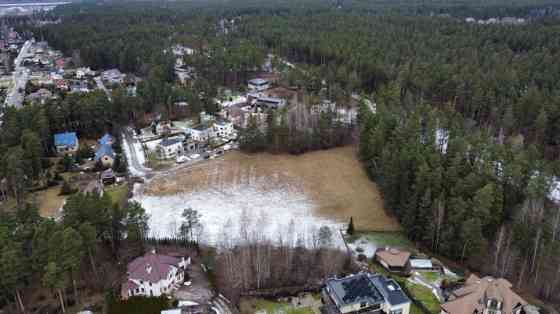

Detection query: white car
(223, 144), (231, 151)
(176, 155), (189, 164)
(190, 153), (200, 159)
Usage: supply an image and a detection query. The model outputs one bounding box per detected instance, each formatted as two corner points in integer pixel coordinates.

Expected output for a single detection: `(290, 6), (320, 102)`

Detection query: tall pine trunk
(58, 289), (66, 313)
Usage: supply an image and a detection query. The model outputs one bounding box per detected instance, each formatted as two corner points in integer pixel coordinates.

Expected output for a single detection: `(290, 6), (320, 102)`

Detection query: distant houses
(121, 250), (190, 299)
(102, 68), (125, 85)
(54, 132), (79, 155)
(322, 272), (411, 314)
(375, 247), (441, 275)
(248, 78), (270, 92)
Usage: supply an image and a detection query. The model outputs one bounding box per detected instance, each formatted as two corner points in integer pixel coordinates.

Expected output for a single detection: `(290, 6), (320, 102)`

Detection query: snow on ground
(347, 236), (378, 258)
(132, 182), (346, 249)
(145, 138), (162, 151)
(133, 141), (146, 165)
(215, 95), (247, 108)
(549, 177), (560, 203)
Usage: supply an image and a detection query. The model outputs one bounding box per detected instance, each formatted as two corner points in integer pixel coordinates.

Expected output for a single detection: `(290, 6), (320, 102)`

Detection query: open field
(138, 146), (400, 242)
(32, 186), (65, 218)
(240, 295), (320, 314)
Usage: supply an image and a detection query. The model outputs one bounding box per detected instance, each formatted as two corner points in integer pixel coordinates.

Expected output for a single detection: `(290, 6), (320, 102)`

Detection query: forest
(1, 0), (560, 311)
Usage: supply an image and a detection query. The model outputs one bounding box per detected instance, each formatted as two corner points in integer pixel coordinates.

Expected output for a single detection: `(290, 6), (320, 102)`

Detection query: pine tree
(347, 217), (355, 235)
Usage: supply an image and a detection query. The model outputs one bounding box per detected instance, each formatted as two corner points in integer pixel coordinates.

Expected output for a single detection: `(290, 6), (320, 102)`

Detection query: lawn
(418, 272), (440, 284)
(403, 281), (441, 314)
(240, 297), (317, 314)
(105, 184), (129, 205)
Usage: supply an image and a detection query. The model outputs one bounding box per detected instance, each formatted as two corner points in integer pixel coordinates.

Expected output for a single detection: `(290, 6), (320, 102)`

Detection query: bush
(60, 180), (77, 195)
(357, 254), (368, 262)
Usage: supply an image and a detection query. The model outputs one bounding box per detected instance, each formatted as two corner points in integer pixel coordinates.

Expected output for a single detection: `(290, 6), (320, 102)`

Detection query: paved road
(4, 40), (32, 108)
(94, 76), (112, 101)
(123, 129), (153, 178)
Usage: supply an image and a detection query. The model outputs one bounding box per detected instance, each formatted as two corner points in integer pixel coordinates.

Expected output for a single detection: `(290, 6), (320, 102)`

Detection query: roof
(257, 96), (283, 104)
(441, 275), (526, 314)
(95, 144), (115, 161)
(159, 137), (183, 147)
(127, 252), (183, 284)
(98, 133), (114, 146)
(54, 132), (78, 147)
(370, 274), (410, 306)
(249, 78), (269, 85)
(409, 259), (433, 269)
(375, 248), (411, 267)
(325, 273), (385, 306)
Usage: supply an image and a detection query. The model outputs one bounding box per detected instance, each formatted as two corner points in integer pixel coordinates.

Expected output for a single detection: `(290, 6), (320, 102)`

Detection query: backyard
(240, 294), (321, 314)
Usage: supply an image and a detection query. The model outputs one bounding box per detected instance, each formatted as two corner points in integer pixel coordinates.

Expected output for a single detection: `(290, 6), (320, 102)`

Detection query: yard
(32, 186), (65, 218)
(402, 280), (441, 314)
(240, 294), (321, 314)
(105, 184), (129, 206)
(346, 231), (415, 258)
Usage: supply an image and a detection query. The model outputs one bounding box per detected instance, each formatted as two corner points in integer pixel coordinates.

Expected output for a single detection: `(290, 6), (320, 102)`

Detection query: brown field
(144, 146), (401, 232)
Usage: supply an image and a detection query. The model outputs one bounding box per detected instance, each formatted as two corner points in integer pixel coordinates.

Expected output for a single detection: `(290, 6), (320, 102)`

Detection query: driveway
(173, 262), (214, 304)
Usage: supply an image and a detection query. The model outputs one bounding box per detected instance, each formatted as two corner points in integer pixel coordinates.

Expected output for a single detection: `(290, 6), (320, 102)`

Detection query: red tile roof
(127, 252), (182, 283)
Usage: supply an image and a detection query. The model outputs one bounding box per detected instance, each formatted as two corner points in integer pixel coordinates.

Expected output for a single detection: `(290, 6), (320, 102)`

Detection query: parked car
(190, 153), (200, 159)
(176, 155), (189, 164)
(223, 144), (231, 151)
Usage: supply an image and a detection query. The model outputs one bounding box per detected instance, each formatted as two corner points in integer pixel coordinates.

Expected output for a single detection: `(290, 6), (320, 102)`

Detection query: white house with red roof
(121, 250), (190, 299)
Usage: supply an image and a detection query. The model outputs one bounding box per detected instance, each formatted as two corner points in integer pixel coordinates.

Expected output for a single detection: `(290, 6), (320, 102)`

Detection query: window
(390, 309), (403, 314)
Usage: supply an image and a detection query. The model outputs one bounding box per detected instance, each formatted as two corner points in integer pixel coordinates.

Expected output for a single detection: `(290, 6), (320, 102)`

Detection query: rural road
(123, 129), (152, 178)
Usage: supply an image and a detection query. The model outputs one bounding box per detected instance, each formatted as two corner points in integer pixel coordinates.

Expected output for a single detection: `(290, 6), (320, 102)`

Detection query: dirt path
(143, 146), (400, 232)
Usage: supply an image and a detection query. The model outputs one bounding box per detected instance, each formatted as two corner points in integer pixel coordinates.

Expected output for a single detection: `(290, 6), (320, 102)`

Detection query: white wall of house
(383, 302), (410, 314)
(190, 128), (212, 142)
(213, 122), (234, 139)
(157, 142), (184, 159)
(56, 143), (79, 154)
(248, 81), (270, 91)
(126, 257), (190, 298)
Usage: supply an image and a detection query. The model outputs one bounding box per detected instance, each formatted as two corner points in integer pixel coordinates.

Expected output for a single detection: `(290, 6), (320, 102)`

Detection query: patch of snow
(549, 177), (560, 204)
(178, 300), (199, 307)
(145, 139), (163, 152)
(133, 141), (146, 165)
(347, 236), (378, 258)
(436, 128), (449, 154)
(216, 95), (247, 108)
(122, 135), (147, 177)
(133, 182), (345, 249)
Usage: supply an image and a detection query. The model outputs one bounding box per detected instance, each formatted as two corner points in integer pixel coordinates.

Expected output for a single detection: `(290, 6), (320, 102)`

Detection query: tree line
(358, 86), (560, 303)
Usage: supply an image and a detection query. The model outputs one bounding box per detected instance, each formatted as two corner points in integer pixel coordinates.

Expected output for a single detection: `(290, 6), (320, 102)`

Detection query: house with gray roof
(322, 272), (411, 314)
(121, 250), (190, 299)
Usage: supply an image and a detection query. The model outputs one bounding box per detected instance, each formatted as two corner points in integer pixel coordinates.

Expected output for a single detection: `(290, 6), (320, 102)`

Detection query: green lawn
(419, 272), (440, 284)
(347, 231), (415, 250)
(404, 281), (441, 314)
(105, 184), (129, 205)
(240, 297), (317, 314)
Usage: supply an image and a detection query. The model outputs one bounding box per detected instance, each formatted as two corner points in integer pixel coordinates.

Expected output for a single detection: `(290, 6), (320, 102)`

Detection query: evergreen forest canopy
(4, 0), (560, 309)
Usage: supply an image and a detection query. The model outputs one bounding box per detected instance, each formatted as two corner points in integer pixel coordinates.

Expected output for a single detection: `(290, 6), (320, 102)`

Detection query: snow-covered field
(132, 182), (345, 248)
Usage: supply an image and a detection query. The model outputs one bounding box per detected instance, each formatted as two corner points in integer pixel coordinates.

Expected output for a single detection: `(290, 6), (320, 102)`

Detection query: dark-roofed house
(121, 250), (191, 299)
(441, 275), (527, 314)
(375, 248), (411, 273)
(54, 132), (79, 154)
(156, 137), (184, 160)
(248, 78), (270, 91)
(322, 273), (411, 314)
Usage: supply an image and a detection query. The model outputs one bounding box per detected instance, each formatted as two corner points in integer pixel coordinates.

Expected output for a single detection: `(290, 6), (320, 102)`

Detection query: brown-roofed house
(121, 250), (191, 299)
(375, 248), (411, 273)
(441, 275), (527, 314)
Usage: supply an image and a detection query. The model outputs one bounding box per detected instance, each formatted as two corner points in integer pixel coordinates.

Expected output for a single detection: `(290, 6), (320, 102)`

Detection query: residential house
(102, 68), (125, 85)
(213, 119), (235, 139)
(375, 248), (411, 273)
(76, 67), (95, 79)
(121, 250), (190, 299)
(322, 272), (411, 314)
(254, 96), (286, 110)
(54, 132), (79, 154)
(248, 78), (270, 91)
(55, 79), (68, 91)
(441, 275), (527, 314)
(95, 144), (115, 168)
(26, 88), (53, 105)
(189, 125), (212, 143)
(157, 137), (184, 159)
(100, 168), (116, 185)
(70, 81), (90, 93)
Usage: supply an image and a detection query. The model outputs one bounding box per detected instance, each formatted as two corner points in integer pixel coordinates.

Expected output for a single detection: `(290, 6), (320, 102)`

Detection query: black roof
(325, 273), (410, 307)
